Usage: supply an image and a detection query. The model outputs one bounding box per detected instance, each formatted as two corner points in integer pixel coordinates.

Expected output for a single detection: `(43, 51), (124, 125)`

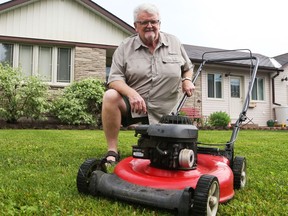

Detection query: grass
(0, 129), (287, 215)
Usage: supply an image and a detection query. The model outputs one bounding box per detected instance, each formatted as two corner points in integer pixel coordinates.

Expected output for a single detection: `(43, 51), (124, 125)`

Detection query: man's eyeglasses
(135, 20), (160, 26)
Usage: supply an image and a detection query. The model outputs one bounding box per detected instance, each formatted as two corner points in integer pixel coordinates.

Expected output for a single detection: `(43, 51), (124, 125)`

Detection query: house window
(230, 78), (240, 98)
(0, 43), (13, 65)
(208, 73), (222, 98)
(4, 43), (73, 85)
(19, 45), (33, 76)
(39, 46), (52, 82)
(57, 48), (71, 83)
(252, 77), (264, 100)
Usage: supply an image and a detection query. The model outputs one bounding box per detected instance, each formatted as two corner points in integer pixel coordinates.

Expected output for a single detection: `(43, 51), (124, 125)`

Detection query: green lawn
(0, 129), (287, 215)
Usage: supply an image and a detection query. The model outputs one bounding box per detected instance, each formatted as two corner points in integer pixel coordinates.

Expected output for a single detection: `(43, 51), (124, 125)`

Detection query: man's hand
(182, 80), (195, 97)
(128, 92), (147, 115)
(109, 80), (147, 115)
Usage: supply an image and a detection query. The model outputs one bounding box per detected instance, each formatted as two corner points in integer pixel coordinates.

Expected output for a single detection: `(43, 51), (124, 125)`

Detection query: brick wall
(74, 47), (106, 81)
(185, 76), (202, 111)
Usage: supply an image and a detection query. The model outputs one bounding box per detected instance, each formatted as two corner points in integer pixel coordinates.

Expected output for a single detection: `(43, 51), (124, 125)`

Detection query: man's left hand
(182, 80), (195, 97)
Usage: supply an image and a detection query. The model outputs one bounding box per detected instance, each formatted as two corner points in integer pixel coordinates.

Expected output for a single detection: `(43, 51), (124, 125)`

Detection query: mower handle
(170, 61), (206, 115)
(171, 49), (259, 118)
(170, 49), (259, 162)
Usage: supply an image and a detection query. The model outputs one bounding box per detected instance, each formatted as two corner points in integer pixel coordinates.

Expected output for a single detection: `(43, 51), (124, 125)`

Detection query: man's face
(134, 12), (160, 45)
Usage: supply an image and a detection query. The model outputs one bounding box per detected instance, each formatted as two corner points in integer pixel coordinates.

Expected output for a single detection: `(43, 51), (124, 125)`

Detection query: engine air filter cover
(147, 124), (198, 139)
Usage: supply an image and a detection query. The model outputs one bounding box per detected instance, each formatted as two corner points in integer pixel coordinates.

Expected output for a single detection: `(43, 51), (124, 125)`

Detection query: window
(252, 77), (264, 100)
(230, 77), (240, 98)
(19, 45), (33, 76)
(38, 46), (52, 82)
(0, 43), (13, 66)
(7, 43), (72, 85)
(57, 48), (71, 83)
(208, 73), (222, 98)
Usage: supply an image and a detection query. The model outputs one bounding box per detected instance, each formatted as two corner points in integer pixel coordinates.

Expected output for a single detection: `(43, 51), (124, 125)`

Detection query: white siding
(244, 72), (272, 126)
(202, 68), (230, 115)
(0, 0), (130, 46)
(274, 65), (288, 106)
(272, 65), (288, 125)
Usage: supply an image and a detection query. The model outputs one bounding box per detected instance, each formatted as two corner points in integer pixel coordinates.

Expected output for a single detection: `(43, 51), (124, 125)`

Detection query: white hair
(133, 3), (160, 22)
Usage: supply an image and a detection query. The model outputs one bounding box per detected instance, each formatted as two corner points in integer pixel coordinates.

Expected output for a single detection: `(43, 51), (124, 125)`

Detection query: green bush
(208, 111), (231, 127)
(266, 119), (275, 127)
(51, 78), (105, 125)
(0, 64), (50, 123)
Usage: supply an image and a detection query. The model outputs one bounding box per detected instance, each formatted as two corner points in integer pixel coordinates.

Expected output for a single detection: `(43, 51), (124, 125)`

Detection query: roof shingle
(184, 44), (282, 71)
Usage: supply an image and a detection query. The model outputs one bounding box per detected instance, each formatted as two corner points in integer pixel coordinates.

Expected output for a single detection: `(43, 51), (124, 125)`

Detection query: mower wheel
(76, 158), (106, 194)
(233, 156), (247, 189)
(192, 175), (220, 216)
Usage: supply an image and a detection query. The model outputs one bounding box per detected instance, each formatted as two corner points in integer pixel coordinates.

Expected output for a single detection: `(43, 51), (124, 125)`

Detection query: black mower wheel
(192, 175), (220, 216)
(232, 156), (247, 189)
(76, 158), (106, 194)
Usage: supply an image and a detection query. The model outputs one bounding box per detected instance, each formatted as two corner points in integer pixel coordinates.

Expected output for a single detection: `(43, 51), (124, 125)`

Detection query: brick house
(1, 0), (286, 126)
(0, 0), (135, 87)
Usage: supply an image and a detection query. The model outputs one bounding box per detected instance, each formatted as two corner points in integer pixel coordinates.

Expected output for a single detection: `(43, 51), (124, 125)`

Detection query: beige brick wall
(74, 47), (106, 81)
(185, 75), (202, 111)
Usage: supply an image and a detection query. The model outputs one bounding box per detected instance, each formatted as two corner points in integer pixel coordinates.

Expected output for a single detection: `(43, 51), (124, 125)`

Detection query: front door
(230, 76), (243, 120)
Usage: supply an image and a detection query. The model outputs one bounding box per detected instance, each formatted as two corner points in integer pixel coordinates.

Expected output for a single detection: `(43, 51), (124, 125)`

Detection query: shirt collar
(134, 32), (168, 51)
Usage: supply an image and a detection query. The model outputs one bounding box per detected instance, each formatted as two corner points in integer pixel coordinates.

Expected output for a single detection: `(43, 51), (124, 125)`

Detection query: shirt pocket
(162, 55), (183, 64)
(161, 55), (184, 78)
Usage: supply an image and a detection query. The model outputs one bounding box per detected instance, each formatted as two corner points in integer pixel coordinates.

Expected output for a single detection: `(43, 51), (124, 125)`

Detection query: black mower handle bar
(172, 50), (259, 119)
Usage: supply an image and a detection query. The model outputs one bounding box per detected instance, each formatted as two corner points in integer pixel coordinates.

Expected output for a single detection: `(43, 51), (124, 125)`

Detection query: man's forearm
(182, 70), (193, 79)
(108, 80), (137, 98)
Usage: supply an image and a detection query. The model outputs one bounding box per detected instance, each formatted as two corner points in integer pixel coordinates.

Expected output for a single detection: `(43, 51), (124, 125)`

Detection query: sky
(0, 0), (287, 57)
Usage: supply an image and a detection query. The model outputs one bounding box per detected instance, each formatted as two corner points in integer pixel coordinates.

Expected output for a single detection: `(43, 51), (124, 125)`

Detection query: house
(0, 0), (286, 126)
(0, 0), (135, 86)
(183, 45), (284, 126)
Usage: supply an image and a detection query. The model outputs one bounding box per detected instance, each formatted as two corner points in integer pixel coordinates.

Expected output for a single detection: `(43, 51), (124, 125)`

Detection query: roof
(274, 53), (288, 68)
(184, 44), (282, 72)
(0, 0), (284, 72)
(0, 0), (135, 35)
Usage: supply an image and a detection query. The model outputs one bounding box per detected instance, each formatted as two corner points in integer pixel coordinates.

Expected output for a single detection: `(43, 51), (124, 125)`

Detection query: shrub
(266, 119), (275, 127)
(0, 64), (50, 123)
(208, 111), (231, 127)
(51, 78), (105, 125)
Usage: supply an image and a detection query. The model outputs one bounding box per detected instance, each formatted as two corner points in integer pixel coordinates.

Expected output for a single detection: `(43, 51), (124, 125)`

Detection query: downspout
(272, 71), (281, 106)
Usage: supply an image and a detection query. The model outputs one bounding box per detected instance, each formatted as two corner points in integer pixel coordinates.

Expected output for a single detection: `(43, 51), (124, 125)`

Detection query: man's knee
(103, 89), (121, 104)
(102, 89), (127, 113)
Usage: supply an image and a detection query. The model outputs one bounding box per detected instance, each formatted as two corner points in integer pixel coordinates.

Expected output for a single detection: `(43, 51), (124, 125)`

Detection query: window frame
(5, 43), (74, 86)
(18, 44), (33, 76)
(207, 72), (223, 99)
(38, 46), (53, 82)
(57, 47), (72, 83)
(252, 77), (265, 101)
(0, 43), (14, 66)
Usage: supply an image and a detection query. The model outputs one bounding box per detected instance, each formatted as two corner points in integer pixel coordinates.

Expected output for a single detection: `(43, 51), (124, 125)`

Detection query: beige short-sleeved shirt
(108, 32), (194, 124)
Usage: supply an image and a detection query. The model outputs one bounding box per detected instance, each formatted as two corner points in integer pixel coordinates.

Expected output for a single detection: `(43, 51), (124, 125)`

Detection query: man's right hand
(108, 80), (147, 115)
(128, 92), (147, 115)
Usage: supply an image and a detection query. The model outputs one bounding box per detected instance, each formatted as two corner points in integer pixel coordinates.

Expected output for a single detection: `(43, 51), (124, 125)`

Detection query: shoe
(103, 151), (120, 173)
(104, 150), (120, 164)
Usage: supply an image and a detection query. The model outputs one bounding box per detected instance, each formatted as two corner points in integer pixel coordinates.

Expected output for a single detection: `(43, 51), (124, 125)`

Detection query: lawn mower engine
(132, 115), (198, 170)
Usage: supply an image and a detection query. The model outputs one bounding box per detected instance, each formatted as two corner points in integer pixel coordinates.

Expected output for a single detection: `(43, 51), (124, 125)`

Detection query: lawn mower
(77, 50), (259, 215)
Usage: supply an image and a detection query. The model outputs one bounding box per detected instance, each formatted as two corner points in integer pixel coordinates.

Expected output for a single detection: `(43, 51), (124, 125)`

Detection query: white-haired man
(101, 3), (195, 163)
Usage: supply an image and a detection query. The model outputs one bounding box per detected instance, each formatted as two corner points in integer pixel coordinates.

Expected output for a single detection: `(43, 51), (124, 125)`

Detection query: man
(101, 3), (195, 163)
